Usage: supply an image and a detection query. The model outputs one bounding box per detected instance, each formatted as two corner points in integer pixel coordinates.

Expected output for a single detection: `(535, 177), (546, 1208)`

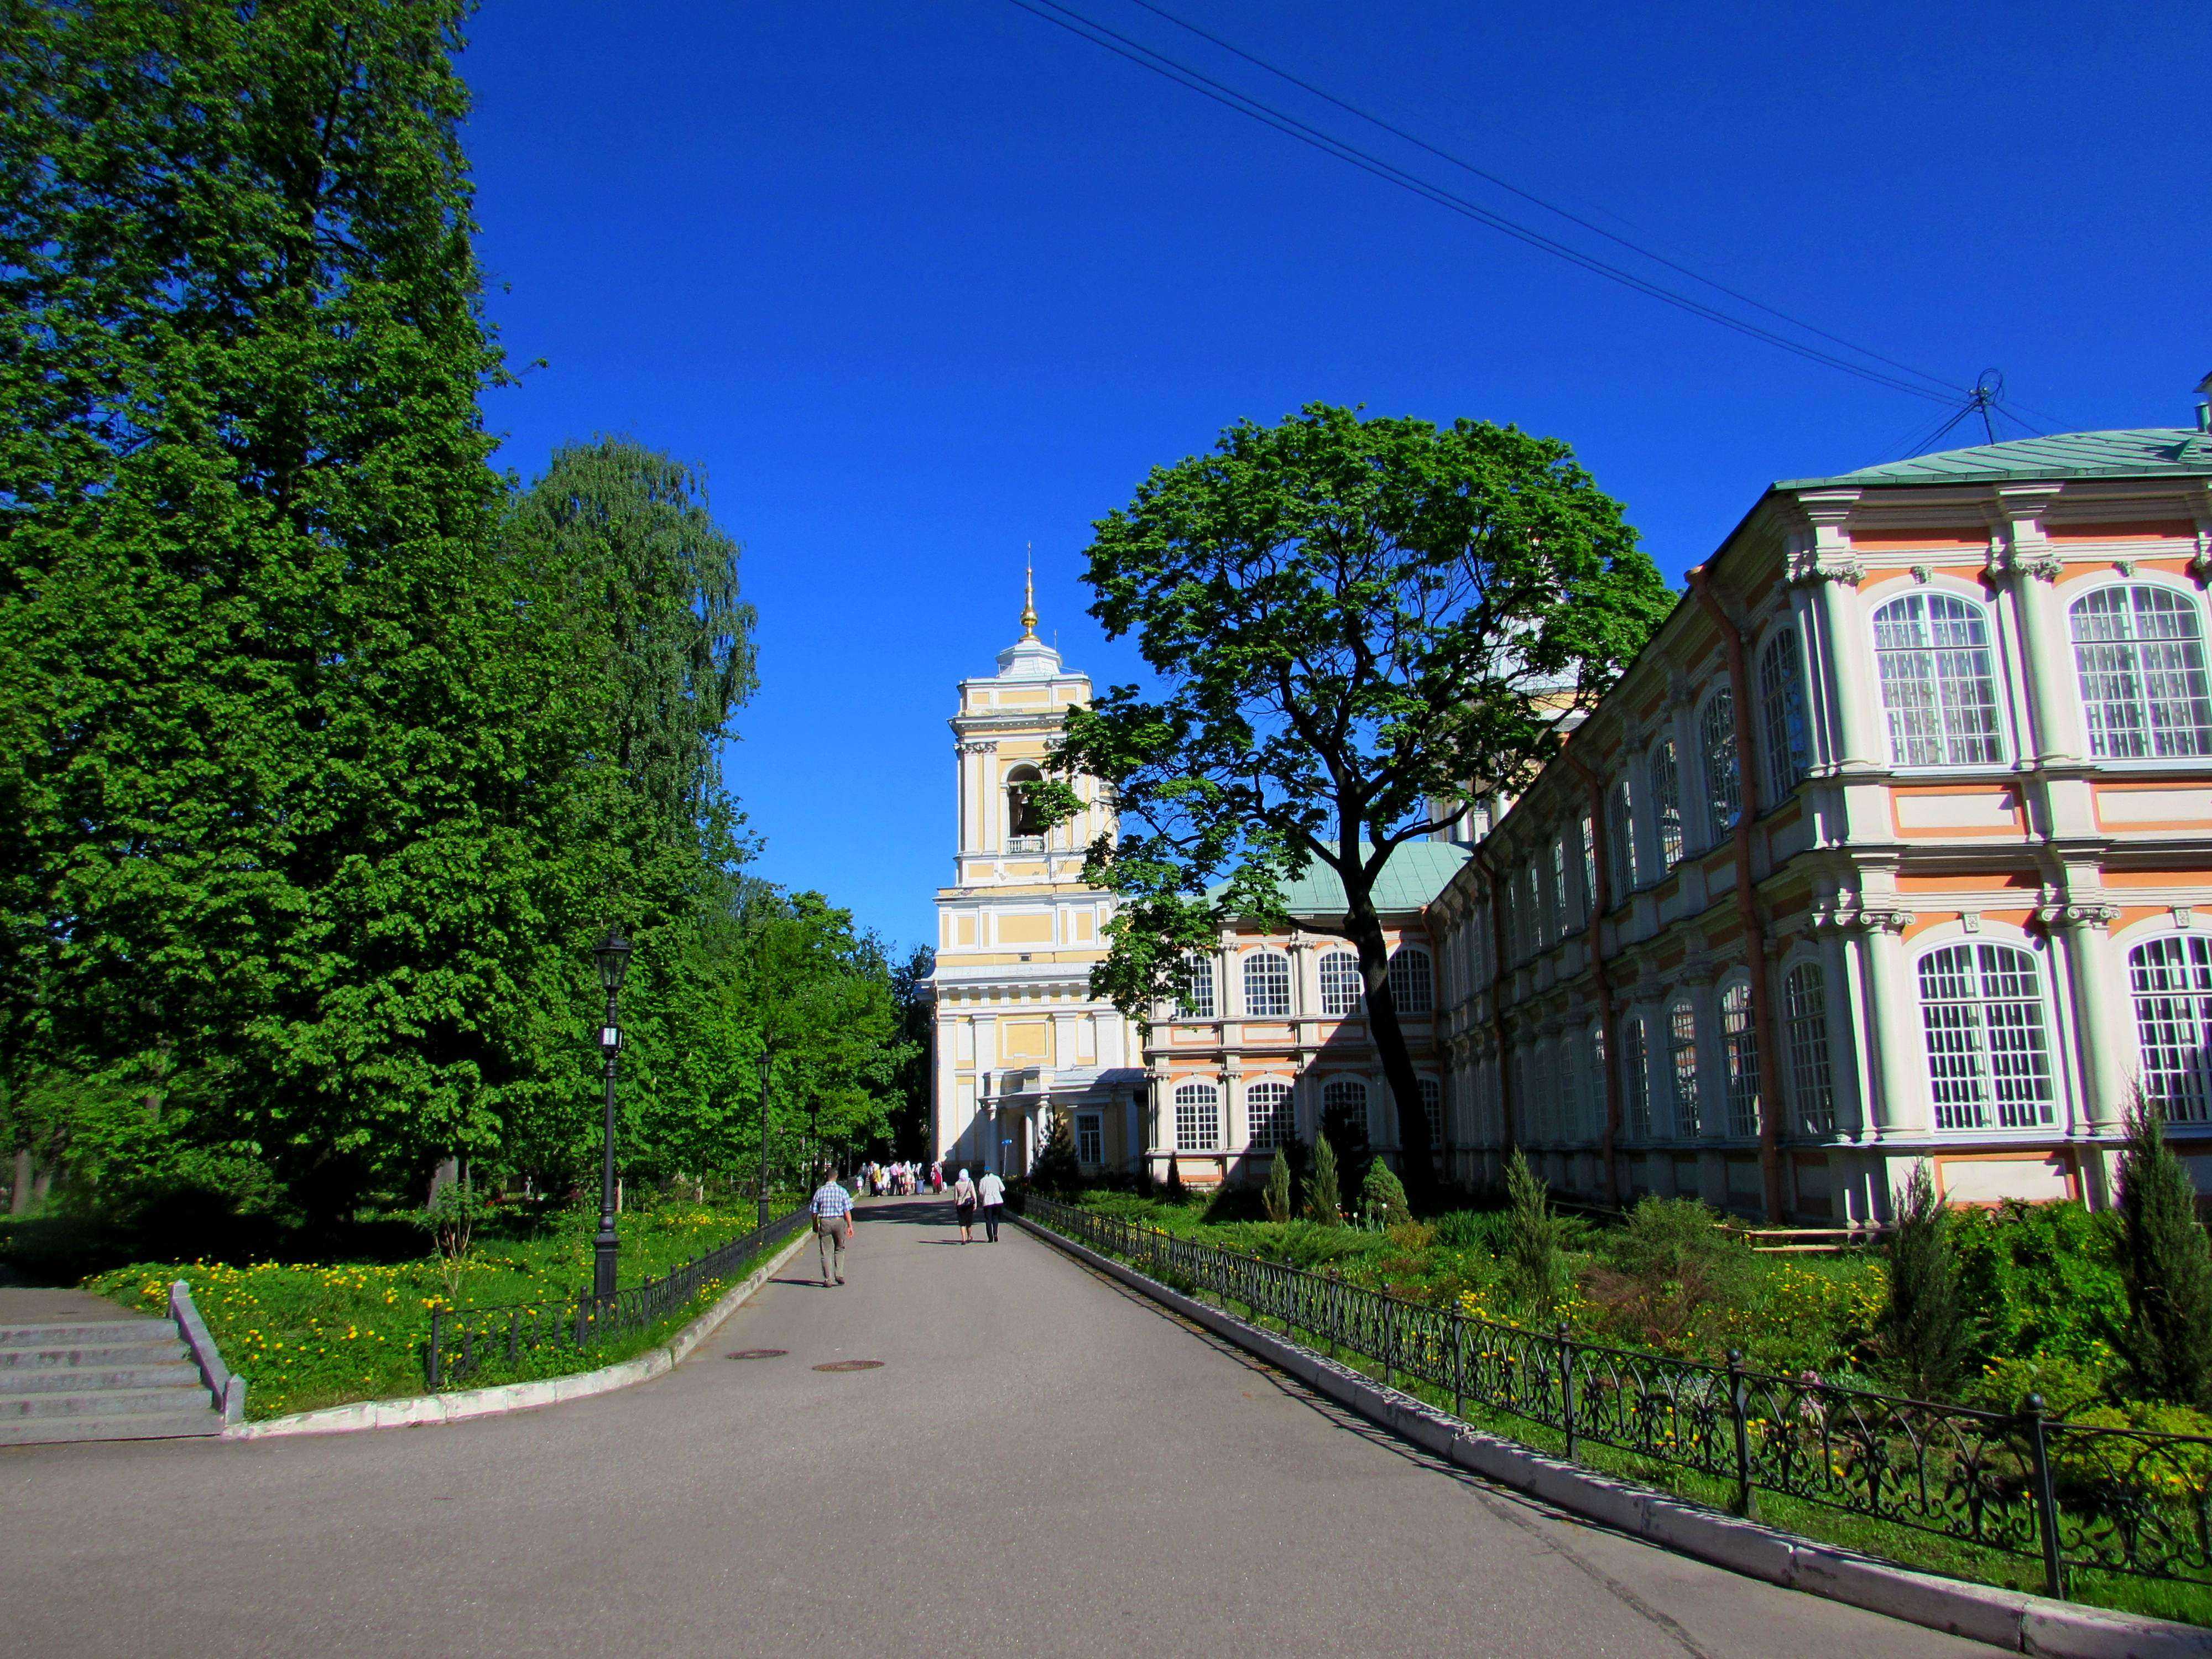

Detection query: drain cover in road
(812, 1359), (883, 1373)
(725, 1349), (787, 1360)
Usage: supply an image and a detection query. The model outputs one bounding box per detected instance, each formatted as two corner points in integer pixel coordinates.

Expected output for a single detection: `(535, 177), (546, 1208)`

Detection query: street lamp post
(592, 927), (632, 1305)
(755, 1048), (774, 1229)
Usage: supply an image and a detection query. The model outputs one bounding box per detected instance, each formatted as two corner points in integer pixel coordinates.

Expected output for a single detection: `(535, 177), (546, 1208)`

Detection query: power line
(1115, 0), (1965, 405)
(1003, 0), (1974, 406)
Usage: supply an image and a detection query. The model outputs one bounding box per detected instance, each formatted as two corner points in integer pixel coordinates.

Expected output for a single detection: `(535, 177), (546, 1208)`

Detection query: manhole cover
(812, 1359), (884, 1373)
(725, 1348), (787, 1360)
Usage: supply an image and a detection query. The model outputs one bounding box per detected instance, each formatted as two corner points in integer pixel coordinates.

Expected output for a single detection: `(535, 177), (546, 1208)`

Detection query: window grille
(1784, 963), (1836, 1134)
(1579, 814), (1598, 916)
(1720, 981), (1760, 1139)
(1620, 1015), (1650, 1138)
(1875, 593), (2005, 766)
(1552, 837), (1572, 932)
(1525, 864), (1545, 952)
(1760, 626), (1811, 802)
(1701, 691), (1742, 842)
(2070, 585), (2212, 759)
(1172, 1082), (1220, 1151)
(1917, 942), (2055, 1129)
(1587, 1020), (1609, 1138)
(1650, 740), (1684, 869)
(1246, 1081), (1295, 1150)
(2128, 935), (2212, 1124)
(1177, 956), (1215, 1019)
(1319, 952), (1361, 1017)
(1669, 1003), (1702, 1137)
(1243, 953), (1291, 1018)
(1321, 1078), (1369, 1144)
(1417, 1078), (1442, 1147)
(1607, 779), (1637, 899)
(1388, 947), (1433, 1015)
(1076, 1112), (1103, 1166)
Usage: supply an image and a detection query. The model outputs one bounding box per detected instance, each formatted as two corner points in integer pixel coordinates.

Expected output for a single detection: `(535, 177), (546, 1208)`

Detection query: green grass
(86, 1202), (801, 1420)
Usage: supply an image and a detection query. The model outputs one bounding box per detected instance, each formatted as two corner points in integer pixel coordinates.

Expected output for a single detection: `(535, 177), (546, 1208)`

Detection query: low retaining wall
(227, 1227), (813, 1439)
(1015, 1213), (2212, 1659)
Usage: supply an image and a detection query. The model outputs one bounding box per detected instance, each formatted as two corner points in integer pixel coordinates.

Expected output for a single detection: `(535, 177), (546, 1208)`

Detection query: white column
(1854, 912), (1924, 1136)
(2056, 906), (2127, 1133)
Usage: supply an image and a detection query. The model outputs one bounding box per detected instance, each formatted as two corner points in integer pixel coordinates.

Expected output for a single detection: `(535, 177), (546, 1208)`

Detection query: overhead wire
(1002, 0), (1974, 407)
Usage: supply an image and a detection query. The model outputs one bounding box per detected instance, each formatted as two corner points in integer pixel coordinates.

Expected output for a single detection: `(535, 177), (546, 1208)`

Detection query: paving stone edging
(224, 1227), (814, 1439)
(1016, 1213), (2212, 1659)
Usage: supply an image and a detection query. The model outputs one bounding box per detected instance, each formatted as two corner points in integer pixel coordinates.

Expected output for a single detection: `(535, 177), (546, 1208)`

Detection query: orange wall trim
(2047, 521), (2198, 542)
(1897, 871), (2041, 893)
(1849, 528), (1988, 549)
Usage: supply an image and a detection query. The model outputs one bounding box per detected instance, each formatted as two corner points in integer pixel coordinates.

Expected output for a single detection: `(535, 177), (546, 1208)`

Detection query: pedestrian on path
(952, 1167), (977, 1243)
(978, 1168), (1005, 1242)
(810, 1164), (853, 1286)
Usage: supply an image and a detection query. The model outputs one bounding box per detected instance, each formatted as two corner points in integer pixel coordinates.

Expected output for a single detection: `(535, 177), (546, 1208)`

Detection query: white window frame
(1649, 738), (1685, 870)
(1668, 1001), (1702, 1138)
(1318, 951), (1362, 1018)
(1620, 1013), (1651, 1139)
(1177, 955), (1216, 1019)
(1759, 624), (1811, 804)
(2126, 932), (2212, 1125)
(1699, 690), (1742, 845)
(1872, 588), (2009, 769)
(1606, 779), (1637, 900)
(1074, 1110), (1104, 1166)
(1782, 959), (1837, 1135)
(1173, 1081), (1222, 1152)
(1388, 946), (1433, 1016)
(2069, 581), (2212, 761)
(1243, 952), (1292, 1018)
(1718, 978), (1759, 1139)
(1915, 939), (2056, 1130)
(1321, 1077), (1369, 1144)
(1245, 1079), (1296, 1150)
(1417, 1077), (1442, 1148)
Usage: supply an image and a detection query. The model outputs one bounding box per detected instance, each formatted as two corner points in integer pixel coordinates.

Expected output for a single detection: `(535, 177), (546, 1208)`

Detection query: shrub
(1502, 1151), (1571, 1319)
(1262, 1150), (1293, 1223)
(1306, 1134), (1342, 1227)
(2111, 1097), (2212, 1410)
(1584, 1195), (1752, 1352)
(1029, 1112), (1081, 1196)
(1953, 1197), (2126, 1375)
(1433, 1209), (1514, 1254)
(1360, 1160), (1412, 1229)
(1877, 1161), (1970, 1401)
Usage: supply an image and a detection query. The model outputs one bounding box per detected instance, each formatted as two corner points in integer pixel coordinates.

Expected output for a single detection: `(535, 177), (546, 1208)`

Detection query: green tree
(886, 946), (936, 1160)
(1503, 1150), (1571, 1318)
(1879, 1162), (1970, 1401)
(1042, 406), (1668, 1191)
(1360, 1159), (1412, 1229)
(0, 0), (551, 1220)
(1262, 1145), (1294, 1223)
(1030, 1108), (1080, 1196)
(1306, 1132), (1342, 1226)
(2110, 1098), (2212, 1409)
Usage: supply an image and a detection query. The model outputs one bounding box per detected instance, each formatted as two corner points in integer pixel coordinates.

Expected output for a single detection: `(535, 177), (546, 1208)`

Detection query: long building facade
(1433, 424), (2212, 1222)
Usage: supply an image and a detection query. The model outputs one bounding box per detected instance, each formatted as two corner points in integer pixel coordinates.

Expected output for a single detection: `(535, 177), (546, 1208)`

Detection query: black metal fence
(1018, 1193), (2212, 1603)
(427, 1206), (810, 1390)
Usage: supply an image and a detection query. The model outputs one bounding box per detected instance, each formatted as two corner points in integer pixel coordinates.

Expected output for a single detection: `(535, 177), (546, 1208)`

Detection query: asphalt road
(0, 1197), (1983, 1658)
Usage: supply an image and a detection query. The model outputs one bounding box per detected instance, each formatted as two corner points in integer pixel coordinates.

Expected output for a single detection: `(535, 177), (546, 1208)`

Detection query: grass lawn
(85, 1201), (801, 1421)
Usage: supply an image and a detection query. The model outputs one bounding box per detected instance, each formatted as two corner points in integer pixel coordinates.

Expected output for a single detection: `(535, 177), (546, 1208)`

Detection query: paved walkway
(0, 1198), (1984, 1658)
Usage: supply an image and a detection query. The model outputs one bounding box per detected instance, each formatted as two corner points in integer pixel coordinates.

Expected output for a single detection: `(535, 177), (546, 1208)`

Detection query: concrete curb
(225, 1227), (813, 1440)
(1015, 1214), (2212, 1659)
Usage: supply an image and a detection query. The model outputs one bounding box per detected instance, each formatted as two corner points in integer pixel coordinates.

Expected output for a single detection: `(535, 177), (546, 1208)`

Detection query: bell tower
(926, 571), (1139, 1177)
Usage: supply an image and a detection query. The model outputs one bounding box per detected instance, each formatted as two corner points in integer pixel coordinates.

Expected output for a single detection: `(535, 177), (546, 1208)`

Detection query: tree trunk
(9, 1149), (30, 1215)
(1343, 886), (1436, 1201)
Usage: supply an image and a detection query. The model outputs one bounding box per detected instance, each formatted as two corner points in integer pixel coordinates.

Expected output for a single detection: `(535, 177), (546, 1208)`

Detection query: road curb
(1015, 1214), (2212, 1659)
(224, 1227), (813, 1440)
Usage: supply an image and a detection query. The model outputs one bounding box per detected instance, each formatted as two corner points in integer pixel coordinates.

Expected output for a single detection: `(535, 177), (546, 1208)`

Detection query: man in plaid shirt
(810, 1165), (854, 1286)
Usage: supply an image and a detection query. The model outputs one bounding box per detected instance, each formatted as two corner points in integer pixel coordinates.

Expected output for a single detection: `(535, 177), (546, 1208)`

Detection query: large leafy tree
(1045, 405), (1669, 1183)
(0, 0), (545, 1218)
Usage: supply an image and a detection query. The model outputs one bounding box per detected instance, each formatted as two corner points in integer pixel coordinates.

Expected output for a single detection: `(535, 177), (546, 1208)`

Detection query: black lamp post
(592, 927), (632, 1303)
(754, 1048), (774, 1229)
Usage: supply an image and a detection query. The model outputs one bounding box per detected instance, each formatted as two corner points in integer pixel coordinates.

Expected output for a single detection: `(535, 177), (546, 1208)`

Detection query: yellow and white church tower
(927, 577), (1141, 1177)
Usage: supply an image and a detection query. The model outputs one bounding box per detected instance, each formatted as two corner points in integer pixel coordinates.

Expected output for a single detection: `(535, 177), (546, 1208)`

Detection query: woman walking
(951, 1167), (978, 1243)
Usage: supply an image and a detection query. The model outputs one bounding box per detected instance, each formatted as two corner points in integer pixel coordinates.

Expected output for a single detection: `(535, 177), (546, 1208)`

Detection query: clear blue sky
(457, 0), (2207, 955)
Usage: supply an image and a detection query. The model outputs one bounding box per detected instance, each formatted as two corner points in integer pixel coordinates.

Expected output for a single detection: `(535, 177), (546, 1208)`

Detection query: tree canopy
(1046, 404), (1671, 1180)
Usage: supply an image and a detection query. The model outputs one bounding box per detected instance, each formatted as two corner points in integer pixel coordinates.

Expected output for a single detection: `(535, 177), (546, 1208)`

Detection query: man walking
(977, 1166), (1006, 1243)
(810, 1164), (854, 1286)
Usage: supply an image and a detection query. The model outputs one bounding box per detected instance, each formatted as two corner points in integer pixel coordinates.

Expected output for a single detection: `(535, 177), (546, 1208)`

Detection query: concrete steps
(0, 1314), (224, 1446)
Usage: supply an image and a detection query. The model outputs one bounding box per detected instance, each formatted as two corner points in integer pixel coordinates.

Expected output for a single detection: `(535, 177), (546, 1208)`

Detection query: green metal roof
(1777, 428), (2212, 491)
(1213, 840), (1472, 919)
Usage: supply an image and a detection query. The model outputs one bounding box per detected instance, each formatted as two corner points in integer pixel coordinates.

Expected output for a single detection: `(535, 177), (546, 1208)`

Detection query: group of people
(805, 1159), (1011, 1285)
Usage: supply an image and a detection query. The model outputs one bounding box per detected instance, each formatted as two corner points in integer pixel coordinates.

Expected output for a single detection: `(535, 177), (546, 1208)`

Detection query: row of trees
(0, 1), (914, 1237)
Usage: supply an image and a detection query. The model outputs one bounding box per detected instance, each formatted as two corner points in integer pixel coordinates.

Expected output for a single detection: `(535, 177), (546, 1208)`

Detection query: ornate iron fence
(1017, 1193), (2212, 1601)
(426, 1206), (809, 1390)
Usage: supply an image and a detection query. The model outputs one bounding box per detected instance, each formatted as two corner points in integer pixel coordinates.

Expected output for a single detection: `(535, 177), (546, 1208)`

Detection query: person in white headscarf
(951, 1167), (978, 1243)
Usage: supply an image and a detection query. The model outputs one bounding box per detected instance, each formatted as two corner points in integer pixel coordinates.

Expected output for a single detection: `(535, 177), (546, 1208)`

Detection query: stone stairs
(0, 1316), (226, 1446)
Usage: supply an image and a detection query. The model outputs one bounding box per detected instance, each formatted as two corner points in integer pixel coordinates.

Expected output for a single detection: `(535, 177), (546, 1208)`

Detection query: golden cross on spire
(1020, 544), (1039, 641)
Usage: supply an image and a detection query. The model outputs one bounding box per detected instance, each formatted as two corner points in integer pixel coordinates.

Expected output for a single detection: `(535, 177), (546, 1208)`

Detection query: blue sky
(457, 0), (2207, 954)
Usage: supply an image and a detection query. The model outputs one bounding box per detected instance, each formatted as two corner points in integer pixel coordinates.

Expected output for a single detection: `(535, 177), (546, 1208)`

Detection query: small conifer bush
(1879, 1161), (1969, 1400)
(1306, 1133), (1342, 1227)
(2112, 1094), (2212, 1410)
(1361, 1160), (1412, 1229)
(1263, 1149), (1294, 1224)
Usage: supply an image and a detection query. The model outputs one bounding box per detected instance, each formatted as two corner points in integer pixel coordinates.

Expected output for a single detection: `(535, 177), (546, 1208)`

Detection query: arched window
(1874, 592), (2005, 766)
(1172, 1081), (1220, 1151)
(1700, 691), (1741, 842)
(1417, 1078), (1442, 1147)
(1246, 1081), (1295, 1150)
(1318, 952), (1362, 1017)
(1720, 980), (1759, 1139)
(1579, 814), (1598, 917)
(1525, 863), (1546, 951)
(1668, 1003), (1702, 1137)
(1388, 946), (1434, 1015)
(1587, 1019), (1609, 1138)
(2128, 936), (2212, 1124)
(1243, 952), (1291, 1018)
(1606, 779), (1637, 900)
(1321, 1078), (1369, 1144)
(1917, 942), (2055, 1129)
(1177, 956), (1215, 1019)
(1760, 626), (1810, 802)
(2070, 585), (2212, 759)
(1620, 1015), (1651, 1138)
(1783, 962), (1835, 1135)
(1649, 739), (1684, 869)
(1005, 764), (1047, 845)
